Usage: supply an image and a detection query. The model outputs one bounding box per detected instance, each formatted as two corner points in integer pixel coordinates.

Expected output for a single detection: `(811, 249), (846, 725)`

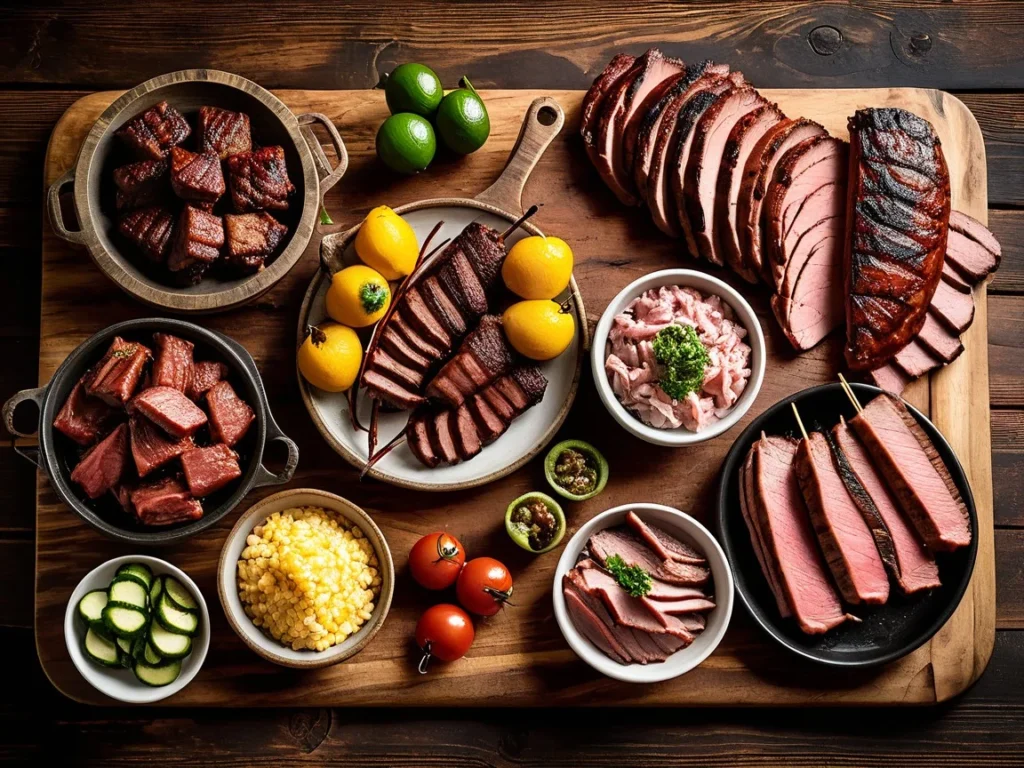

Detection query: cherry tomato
(408, 531), (465, 590)
(456, 557), (513, 616)
(415, 603), (475, 673)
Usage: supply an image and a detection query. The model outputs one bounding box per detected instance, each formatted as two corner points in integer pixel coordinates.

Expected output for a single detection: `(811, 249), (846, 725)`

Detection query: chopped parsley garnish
(652, 324), (710, 401)
(605, 554), (653, 598)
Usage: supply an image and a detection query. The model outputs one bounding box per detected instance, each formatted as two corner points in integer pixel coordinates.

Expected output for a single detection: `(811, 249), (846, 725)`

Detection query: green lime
(382, 63), (443, 118)
(435, 77), (490, 155)
(375, 113), (436, 175)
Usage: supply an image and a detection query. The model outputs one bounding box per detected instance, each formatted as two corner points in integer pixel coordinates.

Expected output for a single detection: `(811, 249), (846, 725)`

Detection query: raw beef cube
(181, 443), (241, 496)
(206, 380), (254, 447)
(70, 423), (130, 499)
(187, 361), (229, 401)
(53, 377), (117, 446)
(129, 385), (207, 438)
(151, 333), (194, 393)
(118, 205), (176, 263)
(129, 414), (193, 476)
(116, 101), (191, 160)
(169, 146), (226, 205)
(129, 477), (203, 526)
(113, 158), (169, 211)
(227, 146), (295, 212)
(85, 337), (152, 406)
(197, 106), (252, 160)
(167, 205), (223, 277)
(223, 212), (288, 273)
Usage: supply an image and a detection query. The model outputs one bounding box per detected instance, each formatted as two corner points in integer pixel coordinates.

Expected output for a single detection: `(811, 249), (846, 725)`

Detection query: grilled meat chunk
(54, 377), (118, 446)
(180, 443), (241, 497)
(167, 205), (224, 277)
(70, 423), (130, 499)
(129, 386), (208, 439)
(128, 477), (203, 526)
(206, 380), (255, 447)
(227, 146), (295, 212)
(223, 212), (288, 273)
(426, 316), (515, 407)
(187, 360), (229, 401)
(86, 337), (152, 407)
(150, 333), (194, 394)
(169, 146), (226, 206)
(843, 108), (951, 371)
(129, 414), (192, 477)
(118, 205), (176, 263)
(197, 106), (252, 160)
(113, 158), (169, 211)
(116, 101), (191, 160)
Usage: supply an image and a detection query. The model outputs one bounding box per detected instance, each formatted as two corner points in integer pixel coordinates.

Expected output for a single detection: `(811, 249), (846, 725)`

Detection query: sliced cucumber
(149, 620), (193, 659)
(134, 659), (181, 687)
(132, 631), (149, 661)
(156, 592), (199, 636)
(143, 643), (164, 666)
(114, 636), (134, 669)
(83, 627), (120, 667)
(162, 577), (198, 613)
(149, 575), (164, 605)
(115, 636), (133, 655)
(78, 590), (108, 626)
(108, 578), (149, 611)
(116, 563), (153, 590)
(102, 604), (148, 638)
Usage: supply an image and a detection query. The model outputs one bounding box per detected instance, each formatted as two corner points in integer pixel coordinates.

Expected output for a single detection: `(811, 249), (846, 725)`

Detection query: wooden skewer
(500, 204), (539, 241)
(416, 220), (445, 270)
(361, 430), (408, 479)
(791, 403), (809, 440)
(837, 373), (863, 413)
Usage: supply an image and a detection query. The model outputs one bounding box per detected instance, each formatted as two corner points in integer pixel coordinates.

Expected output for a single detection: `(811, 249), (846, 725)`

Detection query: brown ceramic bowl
(46, 69), (347, 314)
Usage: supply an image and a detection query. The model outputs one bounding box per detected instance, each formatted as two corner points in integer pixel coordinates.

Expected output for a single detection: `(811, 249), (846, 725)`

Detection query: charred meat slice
(458, 222), (507, 291)
(428, 410), (460, 465)
(150, 333), (194, 394)
(407, 413), (439, 468)
(167, 205), (224, 276)
(420, 276), (467, 338)
(129, 386), (208, 438)
(116, 101), (191, 160)
(129, 414), (192, 477)
(362, 370), (425, 410)
(452, 404), (482, 460)
(54, 378), (118, 447)
(581, 53), (636, 163)
(197, 106), (252, 160)
(467, 393), (504, 444)
(844, 108), (951, 371)
(437, 247), (488, 317)
(426, 316), (515, 407)
(206, 380), (255, 447)
(380, 328), (431, 373)
(129, 477), (203, 526)
(227, 146), (295, 213)
(169, 146), (226, 205)
(118, 205), (176, 263)
(86, 337), (152, 407)
(180, 443), (242, 497)
(368, 348), (426, 391)
(113, 159), (169, 211)
(70, 423), (130, 499)
(187, 361), (229, 401)
(391, 313), (445, 362)
(400, 288), (452, 352)
(223, 212), (288, 273)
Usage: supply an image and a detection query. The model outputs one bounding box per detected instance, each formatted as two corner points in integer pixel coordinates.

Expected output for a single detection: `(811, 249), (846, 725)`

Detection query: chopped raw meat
(129, 477), (203, 526)
(113, 158), (169, 211)
(85, 337), (152, 407)
(118, 206), (176, 263)
(227, 146), (295, 213)
(169, 146), (226, 205)
(180, 443), (242, 497)
(150, 333), (194, 393)
(167, 205), (224, 278)
(70, 423), (129, 499)
(187, 361), (229, 401)
(53, 378), (117, 446)
(206, 380), (255, 447)
(223, 212), (288, 273)
(197, 106), (252, 160)
(115, 101), (191, 160)
(129, 414), (192, 477)
(129, 385), (208, 438)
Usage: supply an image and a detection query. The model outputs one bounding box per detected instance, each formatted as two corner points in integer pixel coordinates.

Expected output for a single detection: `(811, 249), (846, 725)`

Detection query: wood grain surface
(31, 86), (993, 707)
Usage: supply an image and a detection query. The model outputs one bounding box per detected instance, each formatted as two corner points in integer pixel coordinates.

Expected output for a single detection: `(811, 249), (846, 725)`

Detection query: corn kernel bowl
(217, 489), (394, 668)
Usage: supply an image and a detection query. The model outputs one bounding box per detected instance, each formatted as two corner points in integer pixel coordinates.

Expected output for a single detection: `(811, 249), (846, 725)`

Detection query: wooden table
(1, 1), (1022, 763)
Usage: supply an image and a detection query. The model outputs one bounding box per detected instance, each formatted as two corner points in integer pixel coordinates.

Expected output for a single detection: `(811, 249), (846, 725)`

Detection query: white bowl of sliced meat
(552, 503), (733, 683)
(592, 269), (765, 446)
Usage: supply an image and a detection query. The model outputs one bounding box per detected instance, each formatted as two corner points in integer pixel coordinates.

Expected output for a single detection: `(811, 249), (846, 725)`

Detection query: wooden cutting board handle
(475, 96), (564, 216)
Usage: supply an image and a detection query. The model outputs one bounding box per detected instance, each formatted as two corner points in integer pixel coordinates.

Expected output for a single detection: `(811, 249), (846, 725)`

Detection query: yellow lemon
(501, 235), (574, 299)
(502, 300), (575, 361)
(297, 323), (362, 393)
(354, 205), (418, 280)
(326, 265), (391, 328)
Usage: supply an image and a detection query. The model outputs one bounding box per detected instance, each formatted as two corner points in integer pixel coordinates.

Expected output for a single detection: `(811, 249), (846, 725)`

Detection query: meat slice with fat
(624, 510), (706, 565)
(588, 528), (709, 586)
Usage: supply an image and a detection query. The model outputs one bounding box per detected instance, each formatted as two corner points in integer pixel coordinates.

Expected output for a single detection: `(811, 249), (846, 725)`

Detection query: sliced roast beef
(363, 371), (426, 411)
(849, 393), (971, 552)
(368, 348), (426, 392)
(129, 385), (208, 438)
(425, 316), (515, 407)
(567, 575), (665, 664)
(795, 431), (890, 605)
(70, 423), (130, 499)
(466, 393), (504, 444)
(869, 363), (911, 394)
(641, 596), (716, 617)
(563, 581), (632, 664)
(379, 327), (432, 373)
(451, 404), (482, 460)
(942, 260), (972, 292)
(428, 409), (459, 465)
(736, 118), (827, 280)
(573, 566), (694, 642)
(945, 210), (1001, 281)
(180, 443), (241, 497)
(832, 419), (940, 594)
(681, 85), (766, 265)
(407, 413), (439, 468)
(581, 54), (636, 167)
(930, 277), (975, 334)
(621, 66), (688, 182)
(459, 222), (507, 292)
(843, 108), (951, 371)
(916, 312), (964, 363)
(437, 246), (489, 318)
(716, 103), (786, 281)
(624, 510), (706, 565)
(54, 378), (117, 446)
(588, 528), (709, 586)
(421, 276), (467, 338)
(85, 337), (152, 406)
(391, 313), (445, 362)
(129, 413), (192, 477)
(739, 447), (790, 618)
(893, 339), (942, 379)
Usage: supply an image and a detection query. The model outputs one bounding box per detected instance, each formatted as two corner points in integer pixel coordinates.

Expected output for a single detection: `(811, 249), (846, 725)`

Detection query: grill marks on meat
(151, 333), (194, 393)
(113, 159), (169, 211)
(206, 380), (255, 447)
(795, 432), (890, 605)
(426, 316), (515, 407)
(844, 108), (951, 371)
(167, 205), (224, 279)
(86, 337), (152, 406)
(54, 378), (117, 446)
(197, 106), (252, 160)
(850, 393), (971, 552)
(70, 423), (130, 499)
(227, 146), (295, 213)
(116, 101), (191, 160)
(129, 386), (208, 438)
(180, 443), (241, 497)
(169, 146), (226, 205)
(118, 206), (176, 263)
(223, 212), (288, 273)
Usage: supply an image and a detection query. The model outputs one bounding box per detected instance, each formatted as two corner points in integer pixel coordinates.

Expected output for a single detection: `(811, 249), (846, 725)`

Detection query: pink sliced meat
(206, 380), (255, 447)
(894, 339), (942, 379)
(85, 337), (152, 407)
(624, 510), (706, 565)
(739, 446), (790, 618)
(930, 276), (975, 334)
(581, 54), (636, 165)
(916, 312), (964, 363)
(574, 566), (694, 642)
(868, 363), (911, 395)
(53, 378), (117, 446)
(129, 413), (192, 477)
(563, 581), (632, 665)
(588, 528), (709, 586)
(180, 443), (242, 497)
(129, 386), (208, 438)
(946, 210), (1001, 282)
(70, 423), (130, 499)
(150, 333), (195, 393)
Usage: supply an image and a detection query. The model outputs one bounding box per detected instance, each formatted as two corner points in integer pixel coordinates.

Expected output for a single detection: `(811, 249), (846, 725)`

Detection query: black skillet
(716, 382), (978, 667)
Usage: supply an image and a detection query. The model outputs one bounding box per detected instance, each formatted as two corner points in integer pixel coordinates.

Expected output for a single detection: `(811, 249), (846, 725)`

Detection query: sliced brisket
(588, 528), (709, 586)
(425, 315), (515, 407)
(624, 510), (707, 565)
(946, 210), (1001, 282)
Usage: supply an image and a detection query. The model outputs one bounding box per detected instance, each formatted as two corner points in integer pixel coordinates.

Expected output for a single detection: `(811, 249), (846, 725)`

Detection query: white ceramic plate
(299, 204), (585, 491)
(552, 503), (734, 683)
(591, 269), (766, 447)
(64, 554), (210, 704)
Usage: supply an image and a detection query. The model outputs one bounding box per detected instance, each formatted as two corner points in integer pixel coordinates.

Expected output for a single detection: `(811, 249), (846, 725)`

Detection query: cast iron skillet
(716, 382), (978, 667)
(2, 317), (298, 545)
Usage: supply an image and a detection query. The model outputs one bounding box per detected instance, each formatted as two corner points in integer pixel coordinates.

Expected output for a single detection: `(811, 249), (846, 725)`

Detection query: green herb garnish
(652, 324), (710, 401)
(359, 281), (388, 313)
(605, 554), (652, 598)
(319, 206), (333, 226)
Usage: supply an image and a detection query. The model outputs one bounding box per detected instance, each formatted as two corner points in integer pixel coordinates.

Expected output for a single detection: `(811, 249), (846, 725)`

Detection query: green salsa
(552, 448), (598, 496)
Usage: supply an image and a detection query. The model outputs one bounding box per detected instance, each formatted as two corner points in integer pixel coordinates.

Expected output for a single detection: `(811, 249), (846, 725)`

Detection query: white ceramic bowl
(552, 503), (734, 683)
(591, 269), (766, 447)
(64, 554), (210, 704)
(217, 488), (395, 669)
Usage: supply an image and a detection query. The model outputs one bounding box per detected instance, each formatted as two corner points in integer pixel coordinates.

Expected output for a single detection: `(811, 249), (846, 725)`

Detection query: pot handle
(318, 226), (356, 277)
(475, 96), (565, 216)
(2, 386), (45, 469)
(251, 413), (300, 489)
(46, 168), (86, 245)
(297, 112), (349, 202)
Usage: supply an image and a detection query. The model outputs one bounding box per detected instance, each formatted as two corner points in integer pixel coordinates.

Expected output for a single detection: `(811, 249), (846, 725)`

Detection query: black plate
(715, 383), (978, 667)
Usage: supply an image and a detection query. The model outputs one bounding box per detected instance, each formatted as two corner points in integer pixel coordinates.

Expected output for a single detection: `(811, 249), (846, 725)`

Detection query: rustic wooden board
(34, 87), (994, 706)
